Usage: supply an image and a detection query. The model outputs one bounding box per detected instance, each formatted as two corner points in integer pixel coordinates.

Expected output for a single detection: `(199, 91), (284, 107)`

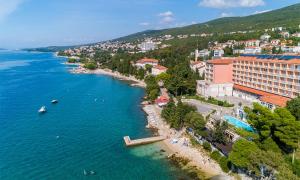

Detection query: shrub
(210, 151), (230, 173)
(219, 157), (230, 173)
(211, 151), (222, 161)
(84, 62), (97, 70)
(203, 142), (211, 152)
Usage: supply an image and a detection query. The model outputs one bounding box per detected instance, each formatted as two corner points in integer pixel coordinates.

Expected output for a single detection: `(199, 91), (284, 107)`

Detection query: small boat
(38, 106), (47, 113)
(83, 169), (87, 176)
(51, 100), (58, 104)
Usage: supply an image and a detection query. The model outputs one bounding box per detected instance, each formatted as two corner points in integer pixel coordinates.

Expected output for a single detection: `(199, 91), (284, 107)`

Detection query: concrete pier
(123, 136), (166, 147)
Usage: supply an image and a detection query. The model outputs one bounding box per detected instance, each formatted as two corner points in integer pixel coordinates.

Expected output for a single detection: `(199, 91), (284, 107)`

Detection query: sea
(0, 50), (189, 180)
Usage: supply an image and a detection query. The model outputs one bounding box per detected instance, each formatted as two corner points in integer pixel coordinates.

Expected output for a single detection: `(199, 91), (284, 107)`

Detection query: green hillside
(116, 3), (300, 41)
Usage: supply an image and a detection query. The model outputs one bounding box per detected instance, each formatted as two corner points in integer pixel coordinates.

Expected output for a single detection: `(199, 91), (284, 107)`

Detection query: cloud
(0, 0), (24, 21)
(199, 0), (265, 9)
(158, 11), (173, 17)
(253, 9), (271, 14)
(139, 22), (150, 26)
(220, 12), (234, 17)
(158, 11), (175, 24)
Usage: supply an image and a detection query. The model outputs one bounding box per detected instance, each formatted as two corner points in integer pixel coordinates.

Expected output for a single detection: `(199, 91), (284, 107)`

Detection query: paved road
(183, 99), (235, 117)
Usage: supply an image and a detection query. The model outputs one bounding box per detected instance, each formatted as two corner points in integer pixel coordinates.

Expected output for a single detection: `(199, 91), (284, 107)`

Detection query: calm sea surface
(0, 50), (188, 180)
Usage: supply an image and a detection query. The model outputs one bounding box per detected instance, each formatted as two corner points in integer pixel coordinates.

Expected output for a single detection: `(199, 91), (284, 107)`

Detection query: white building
(197, 81), (233, 97)
(233, 49), (245, 55)
(151, 65), (168, 76)
(135, 58), (159, 69)
(280, 31), (290, 39)
(244, 46), (262, 54)
(244, 39), (260, 47)
(198, 49), (211, 58)
(213, 49), (224, 57)
(139, 40), (157, 52)
(281, 46), (300, 53)
(190, 61), (206, 75)
(292, 32), (300, 38)
(260, 34), (271, 41)
(272, 27), (283, 31)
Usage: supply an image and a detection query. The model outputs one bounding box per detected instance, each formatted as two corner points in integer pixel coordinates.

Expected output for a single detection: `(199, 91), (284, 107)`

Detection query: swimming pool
(223, 115), (254, 132)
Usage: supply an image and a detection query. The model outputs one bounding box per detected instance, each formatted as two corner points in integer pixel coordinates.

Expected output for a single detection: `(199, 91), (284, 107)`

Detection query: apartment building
(197, 59), (234, 97)
(232, 57), (300, 108)
(197, 56), (300, 109)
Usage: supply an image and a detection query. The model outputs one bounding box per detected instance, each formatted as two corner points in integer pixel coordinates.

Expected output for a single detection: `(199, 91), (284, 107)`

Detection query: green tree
(229, 139), (262, 174)
(245, 103), (300, 153)
(184, 111), (206, 134)
(145, 75), (160, 101)
(212, 121), (229, 144)
(165, 62), (197, 96)
(145, 64), (153, 73)
(84, 62), (97, 70)
(287, 96), (300, 121)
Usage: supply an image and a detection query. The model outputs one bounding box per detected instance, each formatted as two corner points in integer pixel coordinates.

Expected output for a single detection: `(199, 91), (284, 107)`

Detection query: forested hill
(116, 3), (300, 41)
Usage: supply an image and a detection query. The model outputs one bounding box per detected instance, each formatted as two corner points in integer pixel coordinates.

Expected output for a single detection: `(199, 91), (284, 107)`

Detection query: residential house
(151, 65), (168, 76)
(280, 31), (290, 39)
(244, 39), (260, 47)
(213, 48), (224, 57)
(260, 34), (271, 42)
(233, 49), (245, 55)
(198, 49), (211, 58)
(190, 61), (206, 75)
(244, 46), (262, 54)
(281, 46), (300, 53)
(135, 58), (159, 69)
(270, 39), (281, 46)
(292, 32), (300, 38)
(155, 96), (169, 107)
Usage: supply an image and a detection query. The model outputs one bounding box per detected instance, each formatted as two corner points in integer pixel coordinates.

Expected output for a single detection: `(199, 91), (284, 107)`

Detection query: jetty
(123, 136), (166, 147)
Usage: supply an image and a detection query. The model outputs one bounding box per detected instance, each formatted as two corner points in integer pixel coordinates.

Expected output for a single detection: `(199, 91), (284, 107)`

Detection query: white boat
(51, 100), (58, 104)
(38, 106), (47, 113)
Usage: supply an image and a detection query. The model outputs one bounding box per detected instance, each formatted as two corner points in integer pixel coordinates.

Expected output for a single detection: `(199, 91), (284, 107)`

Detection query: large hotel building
(197, 56), (300, 109)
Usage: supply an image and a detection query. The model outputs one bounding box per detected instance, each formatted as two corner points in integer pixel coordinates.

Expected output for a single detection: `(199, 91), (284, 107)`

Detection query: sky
(0, 0), (299, 49)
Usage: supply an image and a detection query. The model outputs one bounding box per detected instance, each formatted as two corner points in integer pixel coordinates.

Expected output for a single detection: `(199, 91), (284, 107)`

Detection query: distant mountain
(115, 3), (300, 41)
(25, 3), (300, 52)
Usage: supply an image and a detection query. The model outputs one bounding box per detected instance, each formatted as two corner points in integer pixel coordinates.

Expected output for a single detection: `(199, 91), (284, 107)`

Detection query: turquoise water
(0, 50), (188, 179)
(223, 115), (254, 132)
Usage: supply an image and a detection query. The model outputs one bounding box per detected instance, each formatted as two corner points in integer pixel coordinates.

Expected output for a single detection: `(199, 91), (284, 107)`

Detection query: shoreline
(68, 64), (146, 88)
(142, 104), (227, 179)
(63, 60), (227, 179)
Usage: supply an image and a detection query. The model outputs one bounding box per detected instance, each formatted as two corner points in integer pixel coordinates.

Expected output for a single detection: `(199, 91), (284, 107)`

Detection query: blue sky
(0, 0), (299, 48)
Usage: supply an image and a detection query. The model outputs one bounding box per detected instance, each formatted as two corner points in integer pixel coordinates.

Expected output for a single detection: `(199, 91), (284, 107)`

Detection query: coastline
(69, 64), (146, 88)
(66, 62), (227, 179)
(143, 104), (227, 179)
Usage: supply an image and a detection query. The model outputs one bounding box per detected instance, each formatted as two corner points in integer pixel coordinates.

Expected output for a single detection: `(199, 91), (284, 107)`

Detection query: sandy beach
(143, 104), (228, 179)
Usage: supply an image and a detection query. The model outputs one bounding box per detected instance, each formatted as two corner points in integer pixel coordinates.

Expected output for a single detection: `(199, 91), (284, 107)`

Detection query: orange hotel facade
(197, 57), (300, 109)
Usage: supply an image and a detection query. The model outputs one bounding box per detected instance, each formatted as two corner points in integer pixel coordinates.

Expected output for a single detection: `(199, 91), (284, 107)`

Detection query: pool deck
(123, 136), (166, 147)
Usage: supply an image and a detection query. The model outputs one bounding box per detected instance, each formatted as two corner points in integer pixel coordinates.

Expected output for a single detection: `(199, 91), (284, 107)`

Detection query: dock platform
(123, 136), (165, 147)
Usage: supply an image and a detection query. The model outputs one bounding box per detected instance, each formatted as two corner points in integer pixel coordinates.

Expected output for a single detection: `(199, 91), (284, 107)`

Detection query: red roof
(233, 84), (291, 107)
(153, 65), (168, 70)
(137, 58), (159, 64)
(155, 96), (169, 104)
(207, 59), (233, 65)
